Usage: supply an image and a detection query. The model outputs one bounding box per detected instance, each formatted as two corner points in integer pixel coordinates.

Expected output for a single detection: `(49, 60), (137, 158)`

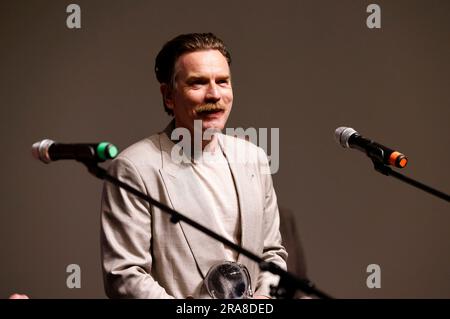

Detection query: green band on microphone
(97, 142), (119, 160)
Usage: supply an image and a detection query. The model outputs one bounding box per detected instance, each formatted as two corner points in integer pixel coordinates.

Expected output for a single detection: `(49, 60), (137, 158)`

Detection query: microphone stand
(81, 160), (332, 299)
(372, 160), (450, 202)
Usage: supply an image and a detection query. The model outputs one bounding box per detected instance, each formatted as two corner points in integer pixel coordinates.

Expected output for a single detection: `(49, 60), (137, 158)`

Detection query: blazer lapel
(218, 135), (260, 265)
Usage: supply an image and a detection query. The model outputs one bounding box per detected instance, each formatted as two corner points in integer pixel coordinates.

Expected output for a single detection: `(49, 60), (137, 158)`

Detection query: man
(101, 33), (287, 298)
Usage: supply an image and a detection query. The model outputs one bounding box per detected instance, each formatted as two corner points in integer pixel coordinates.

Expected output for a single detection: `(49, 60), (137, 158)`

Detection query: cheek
(175, 89), (201, 106)
(222, 90), (233, 105)
(185, 90), (206, 103)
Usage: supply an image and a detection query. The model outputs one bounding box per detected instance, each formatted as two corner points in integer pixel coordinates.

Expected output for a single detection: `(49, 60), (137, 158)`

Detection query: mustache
(194, 104), (225, 115)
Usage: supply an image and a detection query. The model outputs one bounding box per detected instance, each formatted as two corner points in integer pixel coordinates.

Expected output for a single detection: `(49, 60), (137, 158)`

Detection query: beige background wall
(1, 0), (449, 298)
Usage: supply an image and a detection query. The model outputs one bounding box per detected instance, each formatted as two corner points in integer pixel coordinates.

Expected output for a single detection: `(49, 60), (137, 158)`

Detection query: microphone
(334, 127), (408, 168)
(32, 139), (119, 164)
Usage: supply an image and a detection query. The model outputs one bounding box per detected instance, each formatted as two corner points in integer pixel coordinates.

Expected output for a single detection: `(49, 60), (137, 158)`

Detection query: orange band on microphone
(389, 151), (408, 168)
(399, 158), (408, 168)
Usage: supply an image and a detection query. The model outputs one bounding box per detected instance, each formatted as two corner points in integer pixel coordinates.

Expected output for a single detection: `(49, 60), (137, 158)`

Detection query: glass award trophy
(204, 261), (253, 299)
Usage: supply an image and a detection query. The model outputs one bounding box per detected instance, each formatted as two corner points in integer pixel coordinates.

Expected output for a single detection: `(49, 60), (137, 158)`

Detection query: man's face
(163, 50), (233, 134)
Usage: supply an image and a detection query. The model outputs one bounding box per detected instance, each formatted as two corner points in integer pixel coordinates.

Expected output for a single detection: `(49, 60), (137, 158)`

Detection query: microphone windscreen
(334, 127), (357, 148)
(31, 139), (54, 163)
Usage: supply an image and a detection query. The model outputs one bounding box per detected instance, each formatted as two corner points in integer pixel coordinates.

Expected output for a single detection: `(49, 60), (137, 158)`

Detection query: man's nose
(205, 83), (221, 102)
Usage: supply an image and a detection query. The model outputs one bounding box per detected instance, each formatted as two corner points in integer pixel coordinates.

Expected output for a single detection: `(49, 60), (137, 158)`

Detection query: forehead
(174, 50), (230, 78)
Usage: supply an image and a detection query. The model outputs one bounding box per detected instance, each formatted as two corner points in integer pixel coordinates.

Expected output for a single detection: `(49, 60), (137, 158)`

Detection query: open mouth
(195, 105), (225, 116)
(198, 109), (223, 115)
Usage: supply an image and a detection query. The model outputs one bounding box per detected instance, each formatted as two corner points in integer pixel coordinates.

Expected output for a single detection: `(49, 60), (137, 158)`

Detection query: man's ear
(160, 84), (174, 110)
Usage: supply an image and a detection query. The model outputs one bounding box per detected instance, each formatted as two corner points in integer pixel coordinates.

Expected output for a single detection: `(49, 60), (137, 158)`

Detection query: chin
(202, 120), (226, 131)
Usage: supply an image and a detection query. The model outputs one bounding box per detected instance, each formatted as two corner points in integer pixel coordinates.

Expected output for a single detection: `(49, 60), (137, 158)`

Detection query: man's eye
(190, 81), (206, 86)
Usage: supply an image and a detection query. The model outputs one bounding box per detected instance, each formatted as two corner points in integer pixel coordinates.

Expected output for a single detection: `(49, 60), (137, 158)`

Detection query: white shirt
(190, 141), (241, 262)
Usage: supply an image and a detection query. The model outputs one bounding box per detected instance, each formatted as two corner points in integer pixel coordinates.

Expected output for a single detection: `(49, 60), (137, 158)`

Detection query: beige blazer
(101, 123), (287, 298)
